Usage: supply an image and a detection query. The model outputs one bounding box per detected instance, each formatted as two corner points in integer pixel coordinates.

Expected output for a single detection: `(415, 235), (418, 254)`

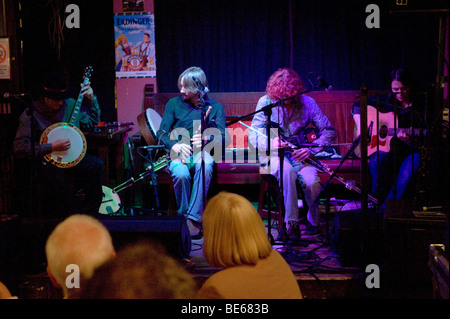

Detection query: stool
(257, 174), (284, 233)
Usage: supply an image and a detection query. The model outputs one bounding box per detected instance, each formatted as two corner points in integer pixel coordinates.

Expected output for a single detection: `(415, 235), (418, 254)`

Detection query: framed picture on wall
(122, 0), (144, 12)
(0, 37), (11, 80)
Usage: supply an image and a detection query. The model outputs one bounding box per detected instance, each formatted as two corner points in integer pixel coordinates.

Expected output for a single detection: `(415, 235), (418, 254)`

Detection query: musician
(352, 68), (427, 210)
(249, 68), (337, 237)
(13, 69), (104, 217)
(155, 66), (230, 237)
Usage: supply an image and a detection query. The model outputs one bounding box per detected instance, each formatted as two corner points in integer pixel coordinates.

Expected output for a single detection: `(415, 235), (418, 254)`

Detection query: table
(84, 126), (132, 186)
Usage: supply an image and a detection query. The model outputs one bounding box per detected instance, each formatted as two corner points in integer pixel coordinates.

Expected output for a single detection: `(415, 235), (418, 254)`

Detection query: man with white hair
(45, 214), (116, 298)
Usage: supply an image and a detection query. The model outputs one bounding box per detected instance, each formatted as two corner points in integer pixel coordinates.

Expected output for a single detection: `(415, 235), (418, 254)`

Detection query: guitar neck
(385, 127), (428, 136)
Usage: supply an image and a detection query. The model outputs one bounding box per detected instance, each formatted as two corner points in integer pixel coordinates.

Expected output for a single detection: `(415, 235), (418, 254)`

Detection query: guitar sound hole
(379, 125), (388, 138)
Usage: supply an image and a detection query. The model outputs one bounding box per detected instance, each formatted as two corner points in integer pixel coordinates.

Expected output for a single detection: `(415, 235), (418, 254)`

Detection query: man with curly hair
(249, 68), (336, 238)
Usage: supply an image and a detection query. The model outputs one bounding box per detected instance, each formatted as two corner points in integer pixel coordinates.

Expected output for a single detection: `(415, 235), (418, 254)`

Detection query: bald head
(45, 214), (115, 298)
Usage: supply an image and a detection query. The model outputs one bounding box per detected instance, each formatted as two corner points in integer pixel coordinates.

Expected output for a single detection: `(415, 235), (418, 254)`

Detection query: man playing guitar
(13, 69), (104, 217)
(352, 68), (428, 211)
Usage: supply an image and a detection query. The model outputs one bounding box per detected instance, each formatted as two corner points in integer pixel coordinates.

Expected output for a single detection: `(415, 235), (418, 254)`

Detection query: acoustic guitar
(39, 66), (92, 168)
(366, 105), (428, 157)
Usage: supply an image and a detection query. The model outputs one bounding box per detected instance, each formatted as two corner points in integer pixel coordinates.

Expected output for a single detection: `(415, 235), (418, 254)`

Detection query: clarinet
(242, 121), (378, 205)
(281, 137), (378, 205)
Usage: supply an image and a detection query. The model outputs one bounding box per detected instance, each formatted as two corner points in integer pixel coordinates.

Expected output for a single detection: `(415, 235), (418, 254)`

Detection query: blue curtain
(154, 0), (443, 93)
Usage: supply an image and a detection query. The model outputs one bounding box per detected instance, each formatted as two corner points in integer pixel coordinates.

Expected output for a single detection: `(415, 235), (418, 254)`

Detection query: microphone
(3, 92), (30, 99)
(308, 73), (333, 92)
(192, 76), (208, 93)
(126, 138), (135, 167)
(139, 145), (165, 150)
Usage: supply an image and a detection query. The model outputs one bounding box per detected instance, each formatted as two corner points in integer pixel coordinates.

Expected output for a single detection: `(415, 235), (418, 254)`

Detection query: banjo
(40, 66), (92, 168)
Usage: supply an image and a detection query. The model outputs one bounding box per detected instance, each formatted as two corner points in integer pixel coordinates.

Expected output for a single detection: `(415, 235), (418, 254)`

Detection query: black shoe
(305, 224), (320, 235)
(287, 220), (301, 236)
(186, 219), (202, 238)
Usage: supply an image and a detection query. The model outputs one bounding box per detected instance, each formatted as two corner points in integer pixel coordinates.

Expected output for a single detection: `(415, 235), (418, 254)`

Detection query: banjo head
(40, 123), (87, 168)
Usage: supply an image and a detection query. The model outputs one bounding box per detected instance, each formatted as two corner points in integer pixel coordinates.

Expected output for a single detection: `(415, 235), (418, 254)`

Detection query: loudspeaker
(331, 209), (384, 267)
(99, 215), (191, 259)
(384, 216), (448, 285)
(0, 214), (22, 294)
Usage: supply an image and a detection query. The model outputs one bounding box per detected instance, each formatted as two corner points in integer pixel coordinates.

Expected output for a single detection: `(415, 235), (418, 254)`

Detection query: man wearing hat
(13, 70), (104, 217)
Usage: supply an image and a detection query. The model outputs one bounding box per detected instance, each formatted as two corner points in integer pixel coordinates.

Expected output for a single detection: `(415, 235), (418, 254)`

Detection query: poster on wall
(0, 38), (11, 80)
(114, 12), (156, 78)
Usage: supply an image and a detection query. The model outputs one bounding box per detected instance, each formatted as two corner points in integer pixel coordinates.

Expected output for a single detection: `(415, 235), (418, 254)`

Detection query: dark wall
(17, 0), (448, 122)
(19, 0), (116, 122)
(154, 0), (446, 94)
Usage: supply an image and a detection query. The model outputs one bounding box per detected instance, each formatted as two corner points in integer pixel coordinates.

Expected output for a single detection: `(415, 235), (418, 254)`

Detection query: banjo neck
(68, 66), (93, 125)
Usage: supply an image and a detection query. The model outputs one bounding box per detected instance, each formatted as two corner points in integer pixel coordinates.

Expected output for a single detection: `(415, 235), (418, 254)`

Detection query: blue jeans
(168, 152), (214, 223)
(369, 151), (420, 208)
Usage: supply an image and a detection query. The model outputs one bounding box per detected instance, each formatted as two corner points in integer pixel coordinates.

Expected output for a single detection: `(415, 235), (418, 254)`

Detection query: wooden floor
(183, 204), (440, 299)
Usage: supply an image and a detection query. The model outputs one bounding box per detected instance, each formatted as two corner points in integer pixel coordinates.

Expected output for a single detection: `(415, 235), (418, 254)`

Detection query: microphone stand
(198, 89), (207, 215)
(226, 89), (310, 126)
(313, 135), (361, 247)
(28, 102), (38, 218)
(264, 102), (276, 244)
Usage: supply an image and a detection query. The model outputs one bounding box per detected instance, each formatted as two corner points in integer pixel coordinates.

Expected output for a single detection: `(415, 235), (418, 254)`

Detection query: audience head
(202, 192), (273, 268)
(45, 214), (115, 298)
(76, 240), (197, 299)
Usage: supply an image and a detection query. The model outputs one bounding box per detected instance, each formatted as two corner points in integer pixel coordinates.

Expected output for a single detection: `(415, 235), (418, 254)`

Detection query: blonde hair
(115, 34), (128, 48)
(45, 214), (115, 295)
(177, 66), (209, 94)
(202, 192), (273, 268)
